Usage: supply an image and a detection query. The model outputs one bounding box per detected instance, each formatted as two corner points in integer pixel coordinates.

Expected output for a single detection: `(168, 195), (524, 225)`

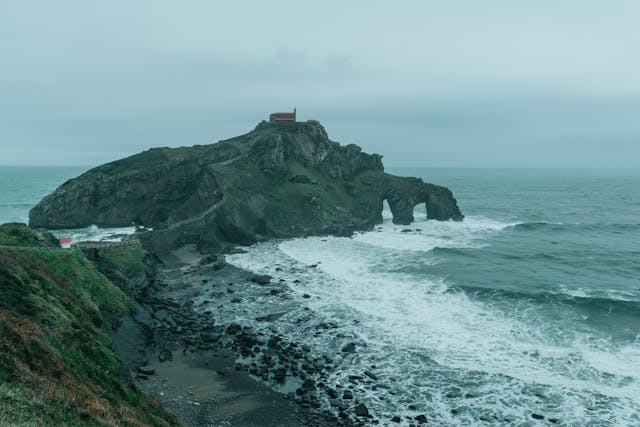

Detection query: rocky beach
(103, 244), (342, 426)
(102, 239), (433, 426)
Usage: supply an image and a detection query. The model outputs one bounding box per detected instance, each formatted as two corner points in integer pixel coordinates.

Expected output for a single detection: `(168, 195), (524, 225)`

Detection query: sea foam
(224, 213), (640, 425)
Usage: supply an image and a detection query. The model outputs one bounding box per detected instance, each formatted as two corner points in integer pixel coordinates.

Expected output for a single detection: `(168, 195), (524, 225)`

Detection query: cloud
(0, 0), (639, 167)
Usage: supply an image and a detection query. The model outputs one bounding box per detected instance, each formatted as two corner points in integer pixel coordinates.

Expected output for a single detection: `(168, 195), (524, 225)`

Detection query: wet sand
(139, 350), (328, 427)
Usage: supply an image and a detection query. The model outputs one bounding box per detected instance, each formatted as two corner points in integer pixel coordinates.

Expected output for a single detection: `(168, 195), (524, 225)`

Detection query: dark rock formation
(250, 274), (273, 285)
(355, 403), (369, 417)
(341, 342), (357, 353)
(30, 121), (463, 253)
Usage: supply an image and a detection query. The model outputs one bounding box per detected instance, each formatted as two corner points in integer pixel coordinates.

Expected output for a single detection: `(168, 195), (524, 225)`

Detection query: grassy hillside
(0, 224), (179, 426)
(0, 222), (60, 248)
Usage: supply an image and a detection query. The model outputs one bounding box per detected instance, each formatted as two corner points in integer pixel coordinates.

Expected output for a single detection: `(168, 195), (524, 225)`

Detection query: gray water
(0, 166), (86, 224)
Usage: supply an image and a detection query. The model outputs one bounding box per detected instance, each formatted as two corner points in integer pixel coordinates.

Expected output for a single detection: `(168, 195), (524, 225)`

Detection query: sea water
(222, 168), (640, 426)
(1, 166), (639, 425)
(0, 166), (137, 244)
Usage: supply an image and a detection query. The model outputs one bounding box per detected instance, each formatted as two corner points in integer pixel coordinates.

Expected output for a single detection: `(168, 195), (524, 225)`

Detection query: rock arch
(381, 179), (463, 225)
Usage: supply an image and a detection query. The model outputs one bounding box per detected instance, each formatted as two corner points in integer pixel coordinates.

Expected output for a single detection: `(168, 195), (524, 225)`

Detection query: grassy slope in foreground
(0, 223), (179, 426)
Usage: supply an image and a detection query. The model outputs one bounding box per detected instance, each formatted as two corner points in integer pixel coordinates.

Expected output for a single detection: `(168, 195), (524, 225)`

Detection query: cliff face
(0, 224), (178, 426)
(29, 121), (463, 253)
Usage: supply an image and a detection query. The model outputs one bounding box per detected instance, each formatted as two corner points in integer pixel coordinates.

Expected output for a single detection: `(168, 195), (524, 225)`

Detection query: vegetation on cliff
(0, 222), (60, 248)
(29, 121), (462, 254)
(0, 224), (179, 426)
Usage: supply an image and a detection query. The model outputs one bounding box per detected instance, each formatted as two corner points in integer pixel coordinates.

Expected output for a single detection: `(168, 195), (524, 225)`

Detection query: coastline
(108, 244), (347, 426)
(3, 165), (640, 425)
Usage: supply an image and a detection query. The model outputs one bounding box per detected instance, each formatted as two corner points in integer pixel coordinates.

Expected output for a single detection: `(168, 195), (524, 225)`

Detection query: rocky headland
(29, 121), (462, 254)
(12, 121), (464, 426)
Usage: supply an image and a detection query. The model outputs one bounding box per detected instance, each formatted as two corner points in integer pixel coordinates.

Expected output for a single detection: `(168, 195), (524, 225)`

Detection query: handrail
(70, 240), (140, 250)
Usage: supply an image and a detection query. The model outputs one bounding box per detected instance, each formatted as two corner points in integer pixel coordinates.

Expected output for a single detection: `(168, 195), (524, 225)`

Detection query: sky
(1, 1), (640, 168)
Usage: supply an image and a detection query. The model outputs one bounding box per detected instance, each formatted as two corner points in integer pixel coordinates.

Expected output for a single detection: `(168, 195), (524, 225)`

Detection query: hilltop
(29, 121), (462, 254)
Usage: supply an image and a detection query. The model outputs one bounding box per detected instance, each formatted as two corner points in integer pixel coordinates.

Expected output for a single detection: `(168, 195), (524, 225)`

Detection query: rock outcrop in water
(30, 121), (462, 253)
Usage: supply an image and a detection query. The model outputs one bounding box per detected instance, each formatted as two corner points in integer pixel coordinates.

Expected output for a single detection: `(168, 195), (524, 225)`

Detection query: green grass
(0, 243), (180, 426)
(0, 223), (46, 247)
(98, 246), (155, 277)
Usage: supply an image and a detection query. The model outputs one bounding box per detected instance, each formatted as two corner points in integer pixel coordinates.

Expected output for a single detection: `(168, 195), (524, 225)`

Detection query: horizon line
(0, 164), (638, 171)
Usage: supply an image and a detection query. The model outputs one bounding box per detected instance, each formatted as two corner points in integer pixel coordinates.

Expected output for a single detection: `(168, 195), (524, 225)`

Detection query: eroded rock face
(29, 121), (463, 253)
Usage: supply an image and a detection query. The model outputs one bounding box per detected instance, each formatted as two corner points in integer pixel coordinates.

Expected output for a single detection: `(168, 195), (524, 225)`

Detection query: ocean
(1, 166), (639, 425)
(0, 166), (87, 225)
(0, 166), (138, 244)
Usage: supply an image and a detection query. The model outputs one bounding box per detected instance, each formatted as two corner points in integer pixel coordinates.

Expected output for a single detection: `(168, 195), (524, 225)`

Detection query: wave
(509, 221), (640, 233)
(49, 224), (137, 246)
(0, 202), (34, 207)
(454, 283), (640, 311)
(353, 214), (518, 252)
(224, 238), (640, 425)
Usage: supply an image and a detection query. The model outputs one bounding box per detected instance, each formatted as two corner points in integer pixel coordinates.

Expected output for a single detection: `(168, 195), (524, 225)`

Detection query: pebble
(137, 366), (155, 375)
(158, 350), (173, 362)
(341, 343), (356, 353)
(415, 414), (428, 423)
(250, 274), (272, 285)
(355, 403), (369, 417)
(364, 371), (378, 381)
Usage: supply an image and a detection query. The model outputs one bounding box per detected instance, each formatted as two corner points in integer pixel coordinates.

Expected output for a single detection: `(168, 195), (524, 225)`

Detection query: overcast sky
(1, 1), (640, 167)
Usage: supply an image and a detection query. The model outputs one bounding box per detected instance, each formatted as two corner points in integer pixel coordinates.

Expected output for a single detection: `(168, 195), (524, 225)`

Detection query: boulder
(355, 403), (369, 417)
(226, 323), (242, 335)
(364, 370), (378, 381)
(137, 366), (155, 375)
(273, 368), (287, 383)
(250, 275), (272, 285)
(341, 343), (356, 353)
(415, 414), (428, 423)
(158, 350), (172, 362)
